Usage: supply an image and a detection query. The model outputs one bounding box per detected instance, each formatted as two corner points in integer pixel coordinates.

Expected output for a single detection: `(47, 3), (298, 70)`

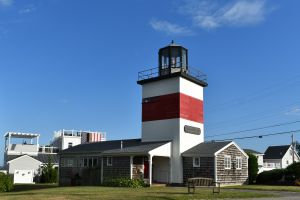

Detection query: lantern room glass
(158, 45), (188, 76)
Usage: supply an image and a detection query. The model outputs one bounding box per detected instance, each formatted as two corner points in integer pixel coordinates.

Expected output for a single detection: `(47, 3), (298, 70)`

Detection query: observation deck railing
(137, 66), (207, 83)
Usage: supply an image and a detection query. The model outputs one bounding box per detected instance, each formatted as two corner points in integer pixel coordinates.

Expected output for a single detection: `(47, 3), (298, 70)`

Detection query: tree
(296, 141), (300, 155)
(247, 153), (259, 184)
(40, 156), (57, 183)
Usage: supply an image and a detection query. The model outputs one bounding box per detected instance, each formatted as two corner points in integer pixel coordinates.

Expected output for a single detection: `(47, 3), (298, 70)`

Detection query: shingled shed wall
(182, 157), (214, 184)
(216, 144), (248, 184)
(103, 156), (131, 182)
(59, 155), (102, 186)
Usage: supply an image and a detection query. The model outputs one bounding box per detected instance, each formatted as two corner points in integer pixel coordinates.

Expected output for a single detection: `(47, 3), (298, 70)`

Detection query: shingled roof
(264, 145), (291, 159)
(182, 141), (232, 157)
(6, 154), (58, 164)
(60, 138), (170, 155)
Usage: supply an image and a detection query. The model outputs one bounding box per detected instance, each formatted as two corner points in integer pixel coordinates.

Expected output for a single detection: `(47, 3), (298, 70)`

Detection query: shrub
(40, 156), (57, 183)
(247, 153), (258, 184)
(285, 162), (300, 184)
(286, 162), (300, 179)
(102, 178), (146, 188)
(256, 169), (285, 185)
(0, 173), (14, 192)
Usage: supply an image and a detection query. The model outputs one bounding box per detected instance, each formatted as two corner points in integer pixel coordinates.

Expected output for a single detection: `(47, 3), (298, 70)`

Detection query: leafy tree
(296, 141), (300, 155)
(247, 153), (259, 184)
(40, 156), (57, 183)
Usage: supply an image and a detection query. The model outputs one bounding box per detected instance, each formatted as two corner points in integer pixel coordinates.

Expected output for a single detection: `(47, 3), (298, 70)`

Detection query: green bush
(102, 178), (146, 188)
(285, 162), (300, 183)
(286, 162), (300, 179)
(247, 153), (258, 184)
(0, 173), (14, 192)
(256, 163), (300, 185)
(256, 169), (285, 185)
(40, 156), (57, 183)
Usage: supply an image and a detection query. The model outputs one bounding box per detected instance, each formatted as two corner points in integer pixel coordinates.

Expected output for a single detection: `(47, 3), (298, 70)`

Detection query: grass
(225, 185), (300, 193)
(0, 184), (275, 200)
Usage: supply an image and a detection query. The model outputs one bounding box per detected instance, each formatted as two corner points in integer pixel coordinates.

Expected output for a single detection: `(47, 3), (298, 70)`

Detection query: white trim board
(214, 141), (249, 158)
(7, 154), (42, 164)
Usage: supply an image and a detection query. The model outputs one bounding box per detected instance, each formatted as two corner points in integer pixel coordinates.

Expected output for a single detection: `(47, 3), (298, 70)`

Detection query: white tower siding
(141, 76), (204, 184)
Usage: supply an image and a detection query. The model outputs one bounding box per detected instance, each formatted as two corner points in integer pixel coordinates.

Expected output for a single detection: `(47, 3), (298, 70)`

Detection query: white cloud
(150, 19), (194, 36)
(19, 5), (36, 14)
(285, 107), (300, 116)
(0, 0), (13, 7)
(179, 0), (269, 30)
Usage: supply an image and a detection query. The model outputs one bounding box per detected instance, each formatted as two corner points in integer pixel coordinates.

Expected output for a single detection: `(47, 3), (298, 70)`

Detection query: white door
(14, 170), (34, 184)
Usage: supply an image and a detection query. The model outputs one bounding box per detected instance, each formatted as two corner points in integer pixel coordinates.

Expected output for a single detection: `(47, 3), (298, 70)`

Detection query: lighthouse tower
(137, 41), (208, 184)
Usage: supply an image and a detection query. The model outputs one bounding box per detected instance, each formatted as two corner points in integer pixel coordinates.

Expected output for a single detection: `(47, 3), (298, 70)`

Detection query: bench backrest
(188, 177), (214, 186)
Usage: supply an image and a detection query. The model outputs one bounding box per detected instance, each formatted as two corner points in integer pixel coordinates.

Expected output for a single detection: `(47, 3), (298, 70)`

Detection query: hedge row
(256, 162), (300, 185)
(102, 178), (147, 188)
(0, 173), (14, 192)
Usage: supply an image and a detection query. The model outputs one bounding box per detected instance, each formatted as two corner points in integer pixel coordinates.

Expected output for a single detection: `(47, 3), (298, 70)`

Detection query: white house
(3, 132), (59, 184)
(263, 145), (300, 171)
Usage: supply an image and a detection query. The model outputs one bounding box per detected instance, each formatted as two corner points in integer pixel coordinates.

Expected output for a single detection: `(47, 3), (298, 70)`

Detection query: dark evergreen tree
(296, 141), (300, 155)
(247, 153), (259, 184)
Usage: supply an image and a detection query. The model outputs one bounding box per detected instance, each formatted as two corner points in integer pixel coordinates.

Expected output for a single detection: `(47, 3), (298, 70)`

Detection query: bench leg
(212, 183), (220, 194)
(188, 186), (195, 194)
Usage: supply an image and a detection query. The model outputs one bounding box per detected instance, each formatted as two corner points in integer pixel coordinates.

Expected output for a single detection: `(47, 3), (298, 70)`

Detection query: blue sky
(0, 0), (300, 164)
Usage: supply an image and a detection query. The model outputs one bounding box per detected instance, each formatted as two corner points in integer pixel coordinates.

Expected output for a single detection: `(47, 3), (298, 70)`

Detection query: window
(83, 158), (88, 167)
(193, 157), (200, 167)
(68, 142), (73, 148)
(224, 155), (231, 169)
(89, 158), (93, 167)
(93, 158), (98, 167)
(67, 159), (73, 167)
(286, 160), (289, 165)
(107, 157), (113, 166)
(236, 157), (242, 169)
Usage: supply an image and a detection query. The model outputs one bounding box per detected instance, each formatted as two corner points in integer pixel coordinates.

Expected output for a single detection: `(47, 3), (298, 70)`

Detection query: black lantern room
(158, 40), (188, 76)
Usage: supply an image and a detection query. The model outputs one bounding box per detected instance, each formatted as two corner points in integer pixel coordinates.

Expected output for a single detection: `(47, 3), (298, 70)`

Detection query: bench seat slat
(187, 177), (220, 194)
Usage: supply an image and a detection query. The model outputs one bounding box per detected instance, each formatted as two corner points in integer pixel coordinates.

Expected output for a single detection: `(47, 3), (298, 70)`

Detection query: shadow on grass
(148, 191), (188, 195)
(147, 197), (177, 200)
(12, 184), (58, 192)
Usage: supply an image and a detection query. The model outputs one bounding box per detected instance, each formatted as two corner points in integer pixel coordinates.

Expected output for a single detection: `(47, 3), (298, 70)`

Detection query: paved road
(225, 189), (300, 200)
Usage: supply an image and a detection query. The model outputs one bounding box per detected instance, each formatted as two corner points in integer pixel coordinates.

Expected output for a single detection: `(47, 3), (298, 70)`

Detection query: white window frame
(107, 157), (113, 166)
(83, 158), (88, 167)
(68, 142), (73, 148)
(193, 157), (200, 167)
(67, 159), (73, 167)
(236, 157), (242, 170)
(224, 155), (231, 169)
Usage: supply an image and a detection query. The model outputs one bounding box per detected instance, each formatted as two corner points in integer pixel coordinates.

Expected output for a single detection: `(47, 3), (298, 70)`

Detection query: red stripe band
(142, 93), (203, 123)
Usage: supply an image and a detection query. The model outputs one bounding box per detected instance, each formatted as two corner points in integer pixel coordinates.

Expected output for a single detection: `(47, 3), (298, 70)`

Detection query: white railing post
(149, 155), (153, 185)
(130, 156), (133, 179)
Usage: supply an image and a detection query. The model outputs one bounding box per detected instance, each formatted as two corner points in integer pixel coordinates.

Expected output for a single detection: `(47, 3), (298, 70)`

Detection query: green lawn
(225, 185), (300, 193)
(0, 184), (275, 200)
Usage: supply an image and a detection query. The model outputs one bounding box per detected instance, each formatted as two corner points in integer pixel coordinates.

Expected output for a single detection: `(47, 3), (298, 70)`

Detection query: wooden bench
(187, 177), (220, 194)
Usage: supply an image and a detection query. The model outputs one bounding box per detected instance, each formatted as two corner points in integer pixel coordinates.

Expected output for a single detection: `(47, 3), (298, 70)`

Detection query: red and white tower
(137, 41), (208, 184)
